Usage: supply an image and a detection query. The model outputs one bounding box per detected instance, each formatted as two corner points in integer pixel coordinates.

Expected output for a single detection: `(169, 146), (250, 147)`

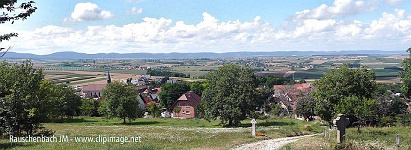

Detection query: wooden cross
(251, 119), (257, 136)
(333, 114), (350, 143)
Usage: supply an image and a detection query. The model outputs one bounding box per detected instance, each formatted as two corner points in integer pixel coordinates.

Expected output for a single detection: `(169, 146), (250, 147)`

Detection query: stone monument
(333, 114), (350, 143)
(251, 119), (257, 136)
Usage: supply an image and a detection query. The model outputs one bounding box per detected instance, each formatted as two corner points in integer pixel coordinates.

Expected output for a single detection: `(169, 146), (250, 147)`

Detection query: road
(232, 134), (317, 150)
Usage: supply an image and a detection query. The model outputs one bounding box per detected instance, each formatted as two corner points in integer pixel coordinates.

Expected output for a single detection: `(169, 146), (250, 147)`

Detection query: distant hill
(2, 50), (407, 59)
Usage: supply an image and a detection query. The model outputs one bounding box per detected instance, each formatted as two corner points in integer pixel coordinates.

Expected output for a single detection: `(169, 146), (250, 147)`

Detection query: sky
(1, 0), (411, 54)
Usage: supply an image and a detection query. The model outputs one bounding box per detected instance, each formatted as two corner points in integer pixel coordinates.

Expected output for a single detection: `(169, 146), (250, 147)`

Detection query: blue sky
(1, 0), (411, 54)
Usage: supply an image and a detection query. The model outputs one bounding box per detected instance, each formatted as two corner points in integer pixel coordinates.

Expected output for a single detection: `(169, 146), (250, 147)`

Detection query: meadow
(0, 117), (323, 150)
(281, 126), (411, 150)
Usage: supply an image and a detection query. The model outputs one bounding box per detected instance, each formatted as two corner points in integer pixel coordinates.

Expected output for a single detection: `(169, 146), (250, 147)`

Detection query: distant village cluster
(79, 71), (199, 118)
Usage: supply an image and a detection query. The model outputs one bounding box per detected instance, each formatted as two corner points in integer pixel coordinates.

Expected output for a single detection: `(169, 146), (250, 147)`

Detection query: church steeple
(107, 71), (111, 84)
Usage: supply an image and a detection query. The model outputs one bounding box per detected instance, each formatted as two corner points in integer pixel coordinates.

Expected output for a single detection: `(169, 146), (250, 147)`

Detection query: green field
(0, 117), (323, 150)
(374, 69), (400, 77)
(293, 69), (329, 79)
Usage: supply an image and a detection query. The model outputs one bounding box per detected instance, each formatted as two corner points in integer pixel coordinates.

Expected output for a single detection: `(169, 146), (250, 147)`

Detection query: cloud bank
(1, 0), (411, 54)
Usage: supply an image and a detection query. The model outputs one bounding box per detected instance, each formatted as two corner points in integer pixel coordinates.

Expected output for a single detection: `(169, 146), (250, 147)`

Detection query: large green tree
(202, 64), (264, 126)
(400, 47), (411, 97)
(158, 82), (190, 109)
(312, 64), (376, 124)
(1, 0), (37, 56)
(102, 81), (140, 123)
(295, 95), (316, 120)
(0, 61), (45, 136)
(36, 80), (82, 121)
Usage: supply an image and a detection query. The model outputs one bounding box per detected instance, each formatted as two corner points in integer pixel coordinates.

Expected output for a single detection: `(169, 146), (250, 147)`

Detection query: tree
(1, 1), (37, 56)
(295, 95), (315, 120)
(0, 61), (48, 136)
(147, 102), (160, 118)
(256, 75), (292, 87)
(202, 64), (264, 126)
(312, 64), (376, 124)
(80, 98), (101, 117)
(335, 96), (377, 128)
(400, 47), (411, 97)
(56, 85), (82, 119)
(102, 81), (140, 123)
(158, 82), (190, 109)
(189, 81), (207, 96)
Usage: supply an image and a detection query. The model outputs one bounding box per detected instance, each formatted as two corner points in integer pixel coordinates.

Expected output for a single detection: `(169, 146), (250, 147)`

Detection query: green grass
(294, 69), (329, 79)
(0, 117), (323, 150)
(282, 126), (411, 150)
(67, 78), (107, 86)
(374, 69), (400, 77)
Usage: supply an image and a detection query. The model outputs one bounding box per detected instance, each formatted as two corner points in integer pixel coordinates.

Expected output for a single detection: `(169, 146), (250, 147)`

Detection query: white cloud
(5, 9), (411, 54)
(64, 2), (113, 22)
(293, 0), (379, 20)
(129, 7), (143, 15)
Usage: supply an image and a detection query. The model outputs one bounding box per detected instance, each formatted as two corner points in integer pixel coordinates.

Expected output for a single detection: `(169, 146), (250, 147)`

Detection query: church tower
(107, 71), (111, 84)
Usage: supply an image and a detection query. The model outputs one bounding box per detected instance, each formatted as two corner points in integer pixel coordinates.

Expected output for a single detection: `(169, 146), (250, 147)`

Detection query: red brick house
(171, 91), (201, 118)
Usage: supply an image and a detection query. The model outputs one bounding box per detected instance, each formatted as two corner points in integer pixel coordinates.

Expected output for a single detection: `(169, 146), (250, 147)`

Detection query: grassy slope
(282, 126), (411, 150)
(1, 117), (322, 150)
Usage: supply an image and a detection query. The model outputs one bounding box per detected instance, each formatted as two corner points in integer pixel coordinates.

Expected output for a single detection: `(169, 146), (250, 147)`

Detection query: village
(2, 0), (411, 149)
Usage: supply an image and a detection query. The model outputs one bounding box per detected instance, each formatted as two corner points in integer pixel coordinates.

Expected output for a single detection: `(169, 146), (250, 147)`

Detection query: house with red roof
(136, 86), (161, 110)
(273, 83), (314, 120)
(171, 91), (201, 118)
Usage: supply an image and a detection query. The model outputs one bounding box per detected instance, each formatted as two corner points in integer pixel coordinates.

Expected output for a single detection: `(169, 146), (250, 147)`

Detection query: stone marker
(251, 119), (257, 136)
(333, 114), (350, 143)
(396, 134), (400, 147)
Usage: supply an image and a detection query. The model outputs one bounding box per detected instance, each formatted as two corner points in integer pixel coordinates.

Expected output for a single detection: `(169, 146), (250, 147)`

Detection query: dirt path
(232, 134), (317, 150)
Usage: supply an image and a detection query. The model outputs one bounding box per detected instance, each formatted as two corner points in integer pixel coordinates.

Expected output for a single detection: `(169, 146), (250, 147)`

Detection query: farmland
(21, 54), (404, 86)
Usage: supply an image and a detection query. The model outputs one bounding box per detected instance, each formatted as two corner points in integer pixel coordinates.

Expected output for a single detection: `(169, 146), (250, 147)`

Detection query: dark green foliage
(36, 80), (82, 121)
(146, 69), (187, 77)
(335, 96), (378, 126)
(257, 75), (293, 87)
(102, 81), (141, 123)
(268, 103), (283, 117)
(158, 82), (190, 109)
(295, 96), (315, 119)
(202, 64), (267, 126)
(80, 98), (101, 117)
(147, 103), (160, 118)
(400, 47), (411, 97)
(189, 81), (207, 96)
(312, 64), (376, 124)
(0, 61), (44, 136)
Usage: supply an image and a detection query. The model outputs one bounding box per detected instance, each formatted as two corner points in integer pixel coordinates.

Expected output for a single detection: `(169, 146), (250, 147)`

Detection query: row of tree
(146, 69), (188, 78)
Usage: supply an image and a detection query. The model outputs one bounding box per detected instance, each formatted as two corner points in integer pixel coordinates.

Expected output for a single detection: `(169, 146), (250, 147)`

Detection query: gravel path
(232, 134), (317, 150)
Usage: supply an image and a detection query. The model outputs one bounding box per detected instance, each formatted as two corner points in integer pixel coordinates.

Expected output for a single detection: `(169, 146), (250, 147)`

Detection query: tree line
(146, 69), (188, 78)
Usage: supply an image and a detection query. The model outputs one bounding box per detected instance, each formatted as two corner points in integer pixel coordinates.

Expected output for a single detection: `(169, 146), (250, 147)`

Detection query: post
(251, 119), (257, 136)
(333, 114), (350, 143)
(396, 134), (400, 147)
